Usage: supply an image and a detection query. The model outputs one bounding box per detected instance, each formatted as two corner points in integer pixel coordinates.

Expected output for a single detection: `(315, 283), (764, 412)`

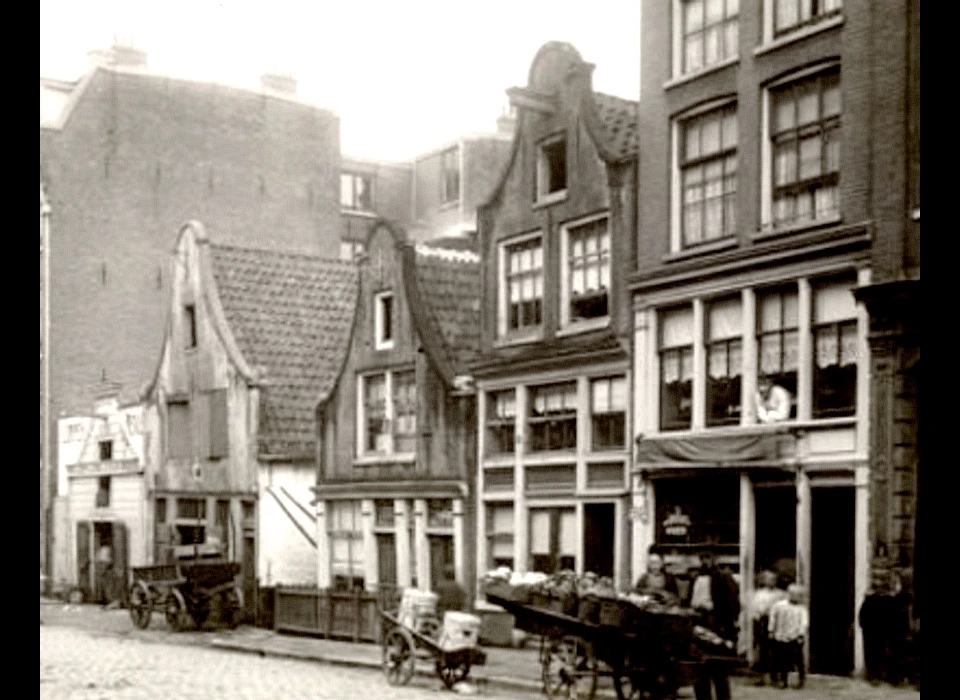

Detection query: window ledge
(753, 216), (843, 242)
(663, 237), (738, 263)
(341, 209), (378, 218)
(494, 330), (544, 348)
(644, 416), (857, 440)
(585, 451), (629, 461)
(557, 317), (610, 337)
(482, 456), (515, 468)
(439, 199), (460, 212)
(375, 341), (395, 352)
(755, 15), (845, 57)
(664, 56), (740, 90)
(353, 454), (415, 468)
(523, 451), (578, 466)
(533, 190), (568, 209)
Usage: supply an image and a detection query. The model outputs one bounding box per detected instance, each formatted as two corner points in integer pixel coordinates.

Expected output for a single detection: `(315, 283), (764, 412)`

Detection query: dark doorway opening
(429, 535), (454, 592)
(809, 487), (855, 676)
(755, 486), (796, 576)
(584, 503), (616, 578)
(377, 533), (397, 587)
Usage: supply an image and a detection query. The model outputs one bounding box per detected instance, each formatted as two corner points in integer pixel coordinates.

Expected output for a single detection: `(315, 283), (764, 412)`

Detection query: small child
(768, 584), (809, 689)
(751, 570), (786, 685)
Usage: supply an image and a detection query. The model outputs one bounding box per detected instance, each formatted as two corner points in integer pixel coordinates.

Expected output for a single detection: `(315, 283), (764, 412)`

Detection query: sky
(40, 0), (641, 162)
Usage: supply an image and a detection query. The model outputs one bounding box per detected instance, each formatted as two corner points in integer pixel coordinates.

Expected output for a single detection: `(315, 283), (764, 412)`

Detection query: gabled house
(471, 42), (639, 594)
(143, 221), (357, 622)
(314, 219), (481, 601)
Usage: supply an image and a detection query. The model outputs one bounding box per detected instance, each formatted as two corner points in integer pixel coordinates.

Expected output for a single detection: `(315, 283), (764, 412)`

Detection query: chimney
(93, 376), (123, 417)
(261, 72), (297, 96)
(87, 40), (148, 71)
(496, 106), (517, 135)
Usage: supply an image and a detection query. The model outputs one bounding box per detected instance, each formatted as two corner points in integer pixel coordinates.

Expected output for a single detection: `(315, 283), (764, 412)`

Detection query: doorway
(809, 487), (855, 675)
(754, 486), (796, 575)
(377, 533), (397, 587)
(583, 503), (615, 578)
(429, 535), (454, 591)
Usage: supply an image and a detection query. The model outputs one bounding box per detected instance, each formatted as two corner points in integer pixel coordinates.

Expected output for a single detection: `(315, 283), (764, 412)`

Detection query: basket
(549, 593), (578, 617)
(577, 595), (601, 624)
(530, 591), (551, 608)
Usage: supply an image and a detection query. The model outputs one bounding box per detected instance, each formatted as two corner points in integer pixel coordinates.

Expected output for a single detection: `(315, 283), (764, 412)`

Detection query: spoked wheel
(165, 590), (189, 632)
(613, 662), (679, 700)
(128, 583), (152, 629)
(436, 654), (471, 689)
(383, 628), (416, 686)
(542, 635), (598, 699)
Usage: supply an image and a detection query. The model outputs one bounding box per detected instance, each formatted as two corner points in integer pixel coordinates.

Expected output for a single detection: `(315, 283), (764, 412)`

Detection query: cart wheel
(192, 605), (210, 630)
(165, 590), (189, 632)
(128, 583), (152, 630)
(542, 636), (598, 699)
(221, 588), (242, 630)
(383, 628), (416, 686)
(436, 655), (471, 689)
(613, 661), (679, 700)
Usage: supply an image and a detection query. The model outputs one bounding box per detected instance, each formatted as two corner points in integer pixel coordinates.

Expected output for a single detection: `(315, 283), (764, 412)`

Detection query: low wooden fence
(274, 585), (401, 642)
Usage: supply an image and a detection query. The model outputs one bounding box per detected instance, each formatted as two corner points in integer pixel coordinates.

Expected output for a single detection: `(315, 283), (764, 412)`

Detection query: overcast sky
(40, 0), (640, 161)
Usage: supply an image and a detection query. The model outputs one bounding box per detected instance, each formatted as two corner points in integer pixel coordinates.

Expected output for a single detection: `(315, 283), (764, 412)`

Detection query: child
(768, 584), (808, 689)
(751, 570), (786, 685)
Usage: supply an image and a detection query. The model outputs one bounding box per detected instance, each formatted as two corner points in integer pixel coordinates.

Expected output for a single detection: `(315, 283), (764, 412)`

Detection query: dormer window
(375, 291), (394, 350)
(340, 172), (373, 212)
(536, 135), (567, 203)
(183, 305), (197, 348)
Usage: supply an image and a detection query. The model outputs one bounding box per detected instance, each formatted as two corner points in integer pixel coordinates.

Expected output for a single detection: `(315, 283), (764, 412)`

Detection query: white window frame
(340, 172), (374, 212)
(762, 0), (843, 45)
(497, 231), (544, 341)
(760, 62), (842, 233)
(672, 0), (741, 80)
(356, 369), (416, 461)
(374, 291), (394, 351)
(559, 213), (612, 333)
(670, 98), (738, 254)
(535, 134), (568, 205)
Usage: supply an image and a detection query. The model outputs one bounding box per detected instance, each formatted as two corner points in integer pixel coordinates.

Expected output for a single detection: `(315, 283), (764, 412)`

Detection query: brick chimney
(261, 72), (297, 96)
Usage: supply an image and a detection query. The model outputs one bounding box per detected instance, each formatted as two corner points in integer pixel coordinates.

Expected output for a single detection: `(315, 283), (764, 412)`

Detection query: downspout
(41, 189), (52, 588)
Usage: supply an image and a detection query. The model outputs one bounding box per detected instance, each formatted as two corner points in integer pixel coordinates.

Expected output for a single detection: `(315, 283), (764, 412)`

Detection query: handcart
(128, 560), (243, 631)
(379, 609), (487, 689)
(486, 584), (741, 700)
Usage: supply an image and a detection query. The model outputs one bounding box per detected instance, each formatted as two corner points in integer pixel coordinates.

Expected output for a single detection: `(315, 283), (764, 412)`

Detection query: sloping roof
(208, 243), (358, 458)
(411, 244), (481, 376)
(593, 91), (639, 160)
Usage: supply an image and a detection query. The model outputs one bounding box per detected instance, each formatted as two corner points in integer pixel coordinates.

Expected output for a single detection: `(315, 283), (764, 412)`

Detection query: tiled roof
(412, 245), (481, 375)
(593, 92), (639, 160)
(208, 243), (358, 457)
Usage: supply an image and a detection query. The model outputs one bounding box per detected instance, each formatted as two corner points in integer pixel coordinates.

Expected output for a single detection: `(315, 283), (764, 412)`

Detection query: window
(328, 500), (364, 591)
(770, 70), (841, 227)
(529, 382), (577, 452)
(681, 107), (737, 247)
(340, 172), (373, 211)
(758, 289), (799, 417)
(503, 237), (543, 334)
(427, 499), (453, 529)
(215, 500), (230, 550)
(592, 376), (627, 450)
(681, 0), (739, 74)
(706, 297), (743, 426)
(564, 216), (611, 324)
(374, 499), (395, 528)
(95, 476), (110, 508)
(536, 136), (567, 201)
(175, 498), (207, 547)
(208, 389), (228, 459)
(775, 0), (842, 36)
(98, 440), (113, 461)
(813, 279), (858, 418)
(375, 292), (394, 350)
(529, 507), (576, 573)
(441, 147), (460, 204)
(487, 504), (515, 570)
(660, 307), (694, 431)
(358, 369), (416, 457)
(339, 241), (365, 262)
(167, 401), (193, 459)
(156, 498), (167, 524)
(184, 305), (197, 348)
(486, 390), (517, 455)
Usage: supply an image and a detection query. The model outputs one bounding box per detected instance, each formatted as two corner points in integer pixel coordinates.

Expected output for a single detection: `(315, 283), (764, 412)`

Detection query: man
(434, 566), (466, 619)
(757, 375), (792, 423)
(691, 551), (740, 700)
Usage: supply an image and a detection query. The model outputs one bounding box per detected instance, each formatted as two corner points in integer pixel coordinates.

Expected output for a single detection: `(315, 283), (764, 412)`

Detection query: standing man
(691, 551), (740, 700)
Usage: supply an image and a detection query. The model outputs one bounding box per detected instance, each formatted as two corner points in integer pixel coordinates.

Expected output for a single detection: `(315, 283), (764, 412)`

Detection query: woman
(634, 553), (681, 605)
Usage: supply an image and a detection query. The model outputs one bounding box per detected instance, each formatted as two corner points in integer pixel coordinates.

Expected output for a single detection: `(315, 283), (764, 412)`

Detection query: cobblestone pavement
(40, 625), (538, 700)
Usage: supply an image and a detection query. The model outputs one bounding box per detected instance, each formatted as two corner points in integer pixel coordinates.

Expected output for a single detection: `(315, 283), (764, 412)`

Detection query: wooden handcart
(486, 588), (740, 700)
(128, 560), (243, 632)
(380, 610), (487, 689)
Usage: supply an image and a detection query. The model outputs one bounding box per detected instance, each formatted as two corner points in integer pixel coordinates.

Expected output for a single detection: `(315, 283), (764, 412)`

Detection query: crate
(599, 599), (634, 628)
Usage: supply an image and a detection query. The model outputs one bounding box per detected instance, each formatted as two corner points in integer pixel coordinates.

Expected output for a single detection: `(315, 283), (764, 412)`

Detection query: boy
(768, 584), (808, 689)
(751, 570), (786, 685)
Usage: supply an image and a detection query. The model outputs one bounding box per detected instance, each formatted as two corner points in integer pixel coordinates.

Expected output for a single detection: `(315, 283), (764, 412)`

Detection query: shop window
(706, 297), (743, 426)
(328, 500), (365, 591)
(536, 136), (567, 201)
(487, 504), (515, 570)
(98, 440), (113, 461)
(660, 307), (694, 431)
(530, 507), (576, 574)
(591, 376), (627, 450)
(655, 477), (740, 549)
(757, 288), (799, 417)
(95, 476), (111, 508)
(528, 382), (577, 452)
(812, 279), (858, 418)
(486, 390), (517, 455)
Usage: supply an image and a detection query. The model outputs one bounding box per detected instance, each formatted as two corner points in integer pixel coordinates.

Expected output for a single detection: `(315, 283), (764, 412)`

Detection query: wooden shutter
(209, 389), (229, 459)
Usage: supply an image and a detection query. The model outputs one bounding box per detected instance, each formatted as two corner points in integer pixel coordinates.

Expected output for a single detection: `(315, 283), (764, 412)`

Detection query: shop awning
(634, 433), (796, 473)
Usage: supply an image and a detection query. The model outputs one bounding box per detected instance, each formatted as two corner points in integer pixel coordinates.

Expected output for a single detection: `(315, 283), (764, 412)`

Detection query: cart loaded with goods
(128, 560), (243, 631)
(379, 588), (487, 689)
(482, 567), (740, 700)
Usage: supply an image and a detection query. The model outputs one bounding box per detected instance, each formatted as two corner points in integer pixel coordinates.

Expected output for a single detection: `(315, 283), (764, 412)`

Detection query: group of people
(749, 570), (808, 689)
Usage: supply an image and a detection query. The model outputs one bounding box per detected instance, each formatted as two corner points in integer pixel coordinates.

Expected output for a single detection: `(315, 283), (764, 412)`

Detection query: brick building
(39, 44), (343, 580)
(631, 0), (918, 675)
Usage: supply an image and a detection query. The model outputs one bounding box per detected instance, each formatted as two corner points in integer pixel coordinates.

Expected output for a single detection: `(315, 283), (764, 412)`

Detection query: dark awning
(634, 433), (796, 472)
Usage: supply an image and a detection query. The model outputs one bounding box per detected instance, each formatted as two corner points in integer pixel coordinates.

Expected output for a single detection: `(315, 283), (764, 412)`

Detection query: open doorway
(583, 503), (615, 578)
(809, 487), (855, 675)
(754, 486), (796, 578)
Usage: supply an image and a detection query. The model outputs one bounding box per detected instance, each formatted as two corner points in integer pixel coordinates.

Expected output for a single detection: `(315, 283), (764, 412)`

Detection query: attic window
(184, 305), (197, 348)
(537, 135), (567, 203)
(375, 291), (394, 350)
(99, 440), (113, 461)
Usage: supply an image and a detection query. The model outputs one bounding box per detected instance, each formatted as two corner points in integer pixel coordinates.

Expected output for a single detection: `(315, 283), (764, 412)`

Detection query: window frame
(659, 306), (695, 432)
(770, 0), (843, 39)
(756, 287), (799, 420)
(811, 278), (858, 419)
(340, 171), (374, 212)
(498, 232), (545, 340)
(590, 375), (627, 452)
(485, 389), (517, 456)
(374, 291), (395, 351)
(486, 503), (515, 570)
(166, 399), (193, 460)
(535, 134), (568, 205)
(440, 146), (460, 205)
(356, 368), (417, 460)
(183, 304), (197, 349)
(327, 500), (365, 591)
(560, 213), (612, 330)
(527, 381), (578, 453)
(677, 0), (741, 77)
(705, 296), (744, 427)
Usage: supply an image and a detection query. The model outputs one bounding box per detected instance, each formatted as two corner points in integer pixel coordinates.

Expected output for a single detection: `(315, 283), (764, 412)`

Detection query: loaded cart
(128, 560), (243, 631)
(485, 581), (741, 700)
(380, 589), (487, 689)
